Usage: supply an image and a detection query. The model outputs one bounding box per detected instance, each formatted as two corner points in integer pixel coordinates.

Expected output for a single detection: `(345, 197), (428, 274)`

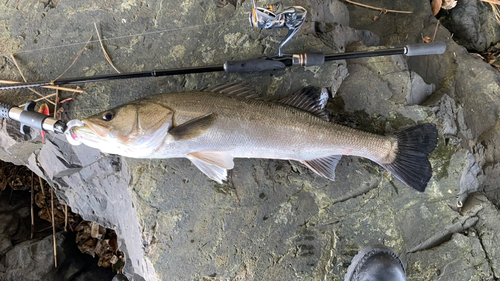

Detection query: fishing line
(0, 18), (247, 57)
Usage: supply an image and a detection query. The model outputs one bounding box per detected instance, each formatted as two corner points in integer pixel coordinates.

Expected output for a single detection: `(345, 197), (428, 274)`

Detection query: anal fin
(302, 155), (342, 181)
(187, 151), (235, 183)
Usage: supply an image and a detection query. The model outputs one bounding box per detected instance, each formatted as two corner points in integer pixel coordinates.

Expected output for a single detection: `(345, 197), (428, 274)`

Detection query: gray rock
(430, 93), (459, 135)
(406, 232), (493, 280)
(474, 193), (500, 278)
(4, 233), (61, 281)
(112, 274), (130, 281)
(0, 233), (12, 256)
(3, 231), (116, 281)
(0, 213), (18, 236)
(441, 0), (500, 52)
(408, 71), (434, 106)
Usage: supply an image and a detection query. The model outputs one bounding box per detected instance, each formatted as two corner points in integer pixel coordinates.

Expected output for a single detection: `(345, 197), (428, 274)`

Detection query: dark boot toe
(345, 245), (406, 281)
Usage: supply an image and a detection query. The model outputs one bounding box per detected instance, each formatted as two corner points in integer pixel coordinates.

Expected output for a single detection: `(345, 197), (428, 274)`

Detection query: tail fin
(382, 123), (438, 192)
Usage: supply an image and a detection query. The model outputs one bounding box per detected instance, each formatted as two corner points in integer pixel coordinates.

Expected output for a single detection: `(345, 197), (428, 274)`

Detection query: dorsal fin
(204, 82), (256, 98)
(278, 87), (330, 121)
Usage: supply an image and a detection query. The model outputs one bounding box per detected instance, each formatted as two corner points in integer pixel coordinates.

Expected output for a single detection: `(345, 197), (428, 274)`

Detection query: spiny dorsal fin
(169, 113), (215, 141)
(278, 87), (330, 121)
(187, 151), (235, 183)
(204, 82), (256, 98)
(302, 155), (342, 180)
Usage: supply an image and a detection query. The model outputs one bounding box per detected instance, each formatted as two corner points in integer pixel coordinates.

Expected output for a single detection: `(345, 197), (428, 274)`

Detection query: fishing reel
(249, 1), (307, 57)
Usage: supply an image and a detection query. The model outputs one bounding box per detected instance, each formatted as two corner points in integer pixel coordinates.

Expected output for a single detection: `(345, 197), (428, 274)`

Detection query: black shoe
(344, 245), (406, 281)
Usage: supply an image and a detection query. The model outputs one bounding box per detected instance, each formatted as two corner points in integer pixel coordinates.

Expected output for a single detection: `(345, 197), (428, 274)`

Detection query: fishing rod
(0, 1), (446, 91)
(0, 42), (446, 91)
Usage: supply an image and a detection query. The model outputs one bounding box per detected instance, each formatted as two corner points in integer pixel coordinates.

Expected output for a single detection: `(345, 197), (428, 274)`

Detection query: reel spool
(249, 1), (307, 57)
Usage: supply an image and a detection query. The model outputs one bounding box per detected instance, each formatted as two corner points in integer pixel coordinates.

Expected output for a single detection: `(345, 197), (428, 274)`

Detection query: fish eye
(102, 111), (114, 121)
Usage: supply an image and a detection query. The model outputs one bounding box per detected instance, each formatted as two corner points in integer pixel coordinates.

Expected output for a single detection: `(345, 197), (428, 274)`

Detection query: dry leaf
(98, 251), (114, 268)
(35, 192), (46, 208)
(423, 36), (433, 43)
(110, 255), (118, 264)
(78, 237), (98, 257)
(109, 232), (118, 254)
(112, 251), (126, 274)
(91, 222), (100, 238)
(442, 0), (457, 10)
(372, 15), (379, 21)
(432, 0), (443, 16)
(59, 97), (74, 103)
(95, 239), (111, 256)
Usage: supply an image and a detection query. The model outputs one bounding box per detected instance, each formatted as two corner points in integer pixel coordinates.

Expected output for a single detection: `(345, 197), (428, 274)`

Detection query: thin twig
(37, 225), (53, 233)
(94, 22), (121, 74)
(344, 0), (413, 14)
(19, 93), (58, 107)
(486, 2), (500, 25)
(64, 205), (68, 232)
(479, 0), (500, 25)
(9, 54), (56, 106)
(51, 188), (57, 268)
(53, 89), (58, 119)
(26, 90), (56, 105)
(30, 172), (35, 239)
(0, 80), (84, 93)
(432, 20), (440, 42)
(52, 35), (93, 83)
(480, 0), (500, 4)
(38, 175), (45, 197)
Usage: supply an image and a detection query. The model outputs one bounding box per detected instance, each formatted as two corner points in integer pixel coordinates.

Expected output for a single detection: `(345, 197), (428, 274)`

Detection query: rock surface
(441, 0), (500, 52)
(0, 0), (500, 280)
(1, 231), (116, 281)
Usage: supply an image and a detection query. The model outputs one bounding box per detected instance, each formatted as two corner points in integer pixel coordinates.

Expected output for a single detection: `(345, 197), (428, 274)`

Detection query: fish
(67, 83), (438, 192)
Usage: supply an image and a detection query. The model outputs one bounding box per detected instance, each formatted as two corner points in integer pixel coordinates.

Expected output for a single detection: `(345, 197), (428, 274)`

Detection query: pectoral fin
(187, 151), (235, 183)
(302, 155), (342, 181)
(169, 113), (216, 141)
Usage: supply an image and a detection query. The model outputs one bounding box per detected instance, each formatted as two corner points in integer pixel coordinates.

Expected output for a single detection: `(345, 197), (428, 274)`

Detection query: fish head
(70, 101), (174, 157)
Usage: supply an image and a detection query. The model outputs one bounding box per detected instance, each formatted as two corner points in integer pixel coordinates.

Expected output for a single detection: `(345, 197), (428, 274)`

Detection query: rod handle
(292, 53), (325, 67)
(0, 101), (15, 119)
(405, 41), (446, 56)
(224, 59), (286, 73)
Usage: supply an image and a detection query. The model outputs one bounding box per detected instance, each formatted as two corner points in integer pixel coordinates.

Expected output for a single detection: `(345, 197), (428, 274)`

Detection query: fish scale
(148, 91), (391, 162)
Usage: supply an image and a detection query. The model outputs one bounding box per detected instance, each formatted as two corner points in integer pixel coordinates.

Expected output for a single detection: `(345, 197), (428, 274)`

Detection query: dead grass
(480, 0), (500, 25)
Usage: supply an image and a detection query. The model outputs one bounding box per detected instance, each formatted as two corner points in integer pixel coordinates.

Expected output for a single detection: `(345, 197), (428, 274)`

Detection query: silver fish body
(68, 84), (438, 192)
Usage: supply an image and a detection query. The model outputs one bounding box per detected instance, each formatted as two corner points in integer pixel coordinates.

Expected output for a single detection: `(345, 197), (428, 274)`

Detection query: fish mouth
(81, 121), (110, 138)
(65, 120), (109, 147)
